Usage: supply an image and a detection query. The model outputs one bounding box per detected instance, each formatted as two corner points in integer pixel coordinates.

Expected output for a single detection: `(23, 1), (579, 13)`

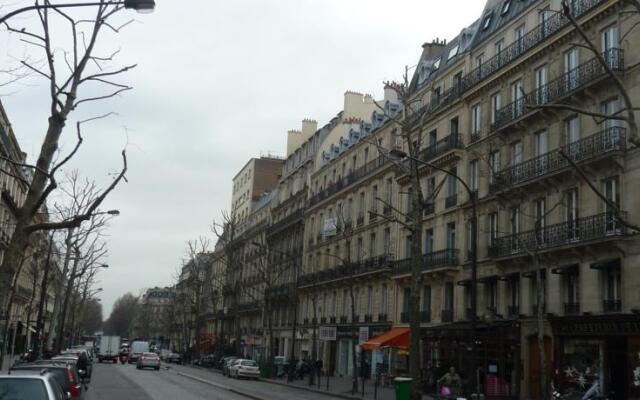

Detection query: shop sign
(358, 327), (369, 344)
(319, 326), (337, 341)
(553, 319), (640, 336)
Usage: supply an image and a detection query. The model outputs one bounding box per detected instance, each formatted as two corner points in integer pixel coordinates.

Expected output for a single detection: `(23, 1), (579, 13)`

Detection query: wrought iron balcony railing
(369, 209), (378, 222)
(507, 305), (519, 318)
(364, 314), (373, 323)
(420, 311), (431, 323)
(564, 302), (580, 315)
(297, 254), (394, 286)
(400, 312), (410, 323)
(330, 316), (336, 323)
(490, 127), (626, 193)
(340, 315), (348, 323)
(603, 299), (622, 312)
(407, 0), (608, 127)
(492, 49), (624, 131)
(308, 154), (390, 207)
(488, 212), (626, 259)
(419, 133), (464, 163)
(393, 249), (459, 275)
(267, 209), (304, 235)
(377, 313), (388, 322)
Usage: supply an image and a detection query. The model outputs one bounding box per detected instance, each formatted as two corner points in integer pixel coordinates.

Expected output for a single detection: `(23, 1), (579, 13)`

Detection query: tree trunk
(349, 283), (358, 394)
(57, 251), (80, 352)
(0, 259), (26, 370)
(46, 229), (74, 352)
(34, 238), (52, 356)
(23, 264), (40, 353)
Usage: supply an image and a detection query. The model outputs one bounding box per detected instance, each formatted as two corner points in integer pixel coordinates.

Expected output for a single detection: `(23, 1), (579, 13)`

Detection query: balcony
(445, 194), (457, 208)
(463, 0), (607, 92)
(488, 213), (627, 259)
(308, 154), (390, 207)
(393, 249), (459, 276)
(507, 305), (520, 318)
(267, 209), (304, 236)
(419, 133), (464, 163)
(364, 314), (373, 323)
(490, 128), (626, 193)
(603, 299), (622, 313)
(441, 309), (453, 323)
(298, 254), (394, 287)
(400, 312), (410, 323)
(377, 313), (388, 322)
(564, 302), (581, 315)
(420, 311), (431, 323)
(491, 49), (624, 132)
(340, 316), (348, 324)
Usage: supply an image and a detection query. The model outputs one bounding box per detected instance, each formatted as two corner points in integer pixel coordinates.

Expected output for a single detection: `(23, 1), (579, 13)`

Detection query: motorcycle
(119, 354), (128, 364)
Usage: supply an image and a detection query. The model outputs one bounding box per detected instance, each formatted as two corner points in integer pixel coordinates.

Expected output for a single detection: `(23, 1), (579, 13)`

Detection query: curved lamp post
(389, 148), (479, 396)
(0, 0), (155, 26)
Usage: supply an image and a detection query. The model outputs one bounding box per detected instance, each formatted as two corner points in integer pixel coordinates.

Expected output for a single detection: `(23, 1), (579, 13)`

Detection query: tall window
(511, 79), (524, 117)
(405, 235), (413, 258)
(402, 287), (411, 313)
(565, 268), (580, 311)
(539, 7), (552, 37)
(447, 166), (458, 198)
(535, 130), (548, 174)
(565, 116), (580, 147)
(535, 64), (549, 104)
(604, 177), (620, 232)
(469, 159), (479, 192)
(367, 286), (373, 315)
(495, 39), (504, 58)
(424, 229), (434, 254)
(371, 185), (378, 213)
(535, 198), (546, 243)
(486, 280), (497, 311)
(601, 24), (619, 53)
(380, 284), (388, 317)
(489, 212), (498, 246)
(565, 47), (579, 91)
(369, 233), (377, 258)
(508, 278), (519, 311)
(444, 282), (454, 311)
(342, 289), (348, 317)
(475, 53), (484, 70)
(384, 228), (391, 255)
(385, 178), (393, 204)
(446, 222), (456, 249)
(428, 129), (437, 147)
(489, 150), (501, 184)
(491, 92), (502, 124)
(510, 207), (520, 253)
(422, 286), (432, 313)
(602, 263), (621, 311)
(511, 140), (523, 164)
(471, 104), (482, 138)
(515, 24), (525, 53)
(566, 189), (579, 240)
(450, 116), (459, 136)
(359, 192), (366, 217)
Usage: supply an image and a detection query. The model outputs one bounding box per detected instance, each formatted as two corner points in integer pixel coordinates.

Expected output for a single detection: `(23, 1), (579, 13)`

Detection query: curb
(176, 371), (265, 400)
(261, 378), (363, 400)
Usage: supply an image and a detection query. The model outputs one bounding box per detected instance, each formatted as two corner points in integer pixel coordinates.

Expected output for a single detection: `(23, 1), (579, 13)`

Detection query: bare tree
(0, 1), (133, 353)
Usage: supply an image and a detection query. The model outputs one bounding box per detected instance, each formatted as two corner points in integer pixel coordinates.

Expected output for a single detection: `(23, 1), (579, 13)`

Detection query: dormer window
(433, 58), (441, 69)
(483, 13), (493, 30)
(501, 0), (511, 15)
(447, 44), (460, 61)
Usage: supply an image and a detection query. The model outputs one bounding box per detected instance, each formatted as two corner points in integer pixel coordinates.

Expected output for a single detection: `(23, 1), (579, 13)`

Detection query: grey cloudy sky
(1, 0), (486, 316)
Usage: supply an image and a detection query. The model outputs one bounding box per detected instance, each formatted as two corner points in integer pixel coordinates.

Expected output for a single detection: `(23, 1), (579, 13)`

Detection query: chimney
(384, 86), (398, 103)
(301, 119), (317, 142)
(421, 39), (447, 60)
(343, 90), (364, 116)
(286, 130), (303, 157)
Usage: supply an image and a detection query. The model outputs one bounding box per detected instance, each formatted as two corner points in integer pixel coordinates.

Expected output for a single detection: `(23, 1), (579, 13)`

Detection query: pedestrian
(438, 366), (462, 396)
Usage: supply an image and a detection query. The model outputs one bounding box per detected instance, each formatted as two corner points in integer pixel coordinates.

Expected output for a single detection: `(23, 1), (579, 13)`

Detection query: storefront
(423, 321), (520, 399)
(550, 314), (640, 400)
(333, 325), (390, 378)
(362, 327), (409, 380)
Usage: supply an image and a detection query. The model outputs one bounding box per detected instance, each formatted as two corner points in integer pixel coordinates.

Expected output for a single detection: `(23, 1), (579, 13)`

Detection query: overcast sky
(0, 0), (486, 317)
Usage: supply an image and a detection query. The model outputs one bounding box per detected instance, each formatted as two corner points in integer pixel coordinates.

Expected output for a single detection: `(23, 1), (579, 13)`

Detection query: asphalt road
(85, 362), (345, 400)
(85, 362), (247, 400)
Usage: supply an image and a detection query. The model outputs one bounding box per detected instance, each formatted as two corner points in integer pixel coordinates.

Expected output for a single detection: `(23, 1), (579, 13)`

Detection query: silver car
(229, 359), (260, 379)
(136, 352), (161, 370)
(1, 370), (67, 399)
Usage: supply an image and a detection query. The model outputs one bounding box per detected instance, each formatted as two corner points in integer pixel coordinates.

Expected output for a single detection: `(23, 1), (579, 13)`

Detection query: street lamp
(0, 0), (156, 26)
(106, 210), (121, 216)
(389, 148), (479, 396)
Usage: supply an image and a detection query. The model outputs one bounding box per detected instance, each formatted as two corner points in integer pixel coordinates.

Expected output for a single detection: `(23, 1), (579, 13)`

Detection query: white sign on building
(358, 326), (369, 344)
(323, 217), (337, 237)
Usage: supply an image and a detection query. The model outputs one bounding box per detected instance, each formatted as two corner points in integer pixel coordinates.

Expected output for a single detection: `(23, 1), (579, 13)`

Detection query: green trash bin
(394, 377), (412, 400)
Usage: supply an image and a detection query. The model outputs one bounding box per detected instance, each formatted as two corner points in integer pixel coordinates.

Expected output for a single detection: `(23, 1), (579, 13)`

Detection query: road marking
(176, 371), (265, 400)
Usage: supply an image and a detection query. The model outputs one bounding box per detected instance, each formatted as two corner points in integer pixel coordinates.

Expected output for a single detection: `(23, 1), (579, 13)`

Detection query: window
(446, 222), (456, 249)
(332, 291), (337, 317)
(447, 166), (458, 197)
(444, 282), (454, 311)
(422, 286), (431, 313)
(565, 116), (580, 147)
(486, 280), (497, 311)
(602, 98), (622, 130)
(471, 104), (482, 137)
(402, 287), (411, 313)
(491, 92), (502, 124)
(364, 147), (369, 165)
(601, 24), (619, 53)
(428, 129), (437, 146)
(433, 58), (441, 69)
(489, 213), (498, 246)
(565, 47), (579, 90)
(359, 192), (366, 216)
(515, 24), (525, 53)
(511, 140), (523, 165)
(535, 65), (549, 103)
(405, 235), (413, 258)
(357, 237), (364, 260)
(466, 221), (473, 259)
(495, 39), (504, 57)
(371, 185), (378, 213)
(535, 198), (546, 243)
(354, 288), (360, 316)
(510, 206), (520, 251)
(475, 53), (484, 70)
(469, 160), (479, 192)
(381, 284), (388, 316)
(565, 268), (580, 311)
(501, 0), (511, 15)
(535, 130), (548, 157)
(384, 228), (391, 255)
(424, 229), (434, 254)
(602, 264), (621, 309)
(539, 8), (552, 37)
(342, 289), (348, 316)
(483, 13), (493, 30)
(385, 178), (393, 204)
(369, 233), (376, 258)
(450, 116), (459, 136)
(511, 79), (524, 116)
(603, 177), (620, 232)
(367, 286), (373, 315)
(507, 278), (519, 314)
(448, 44), (460, 61)
(489, 150), (501, 184)
(566, 189), (579, 239)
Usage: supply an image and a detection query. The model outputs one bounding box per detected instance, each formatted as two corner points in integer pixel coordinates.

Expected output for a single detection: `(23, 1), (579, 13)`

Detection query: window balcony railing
(445, 194), (458, 208)
(419, 133), (464, 163)
(394, 249), (459, 275)
(408, 0), (608, 127)
(488, 212), (627, 259)
(320, 317), (327, 324)
(420, 311), (431, 323)
(308, 155), (390, 207)
(298, 253), (394, 287)
(470, 132), (481, 144)
(603, 299), (622, 313)
(352, 315), (361, 323)
(490, 127), (626, 193)
(423, 202), (435, 216)
(364, 314), (373, 323)
(441, 309), (453, 323)
(340, 315), (348, 323)
(531, 303), (546, 316)
(369, 209), (378, 222)
(492, 49), (624, 131)
(564, 302), (580, 315)
(377, 313), (388, 322)
(400, 312), (410, 323)
(463, 0), (607, 91)
(267, 209), (304, 235)
(357, 213), (365, 227)
(303, 318), (310, 325)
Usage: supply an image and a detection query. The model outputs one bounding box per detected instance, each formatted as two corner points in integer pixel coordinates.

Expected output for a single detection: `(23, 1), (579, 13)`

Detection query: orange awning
(361, 327), (409, 351)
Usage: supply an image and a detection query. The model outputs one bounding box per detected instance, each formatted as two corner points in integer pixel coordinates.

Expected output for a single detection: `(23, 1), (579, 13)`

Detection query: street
(85, 362), (345, 400)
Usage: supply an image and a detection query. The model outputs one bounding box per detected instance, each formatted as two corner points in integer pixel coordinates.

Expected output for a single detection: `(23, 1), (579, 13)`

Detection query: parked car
(51, 354), (92, 382)
(11, 362), (83, 399)
(1, 370), (67, 400)
(136, 352), (161, 370)
(217, 356), (236, 370)
(223, 358), (240, 377)
(166, 353), (182, 364)
(229, 359), (259, 380)
(196, 354), (217, 368)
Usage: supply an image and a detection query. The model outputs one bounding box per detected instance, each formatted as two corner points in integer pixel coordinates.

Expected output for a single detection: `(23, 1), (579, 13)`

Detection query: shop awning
(361, 327), (409, 351)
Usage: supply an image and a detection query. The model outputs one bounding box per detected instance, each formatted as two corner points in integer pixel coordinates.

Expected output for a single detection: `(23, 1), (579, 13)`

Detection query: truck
(128, 340), (150, 363)
(97, 335), (121, 363)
